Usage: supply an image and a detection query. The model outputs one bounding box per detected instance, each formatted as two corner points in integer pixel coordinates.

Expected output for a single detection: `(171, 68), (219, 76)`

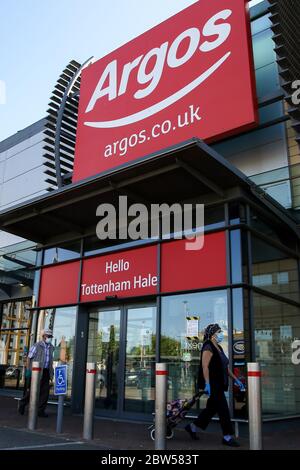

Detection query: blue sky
(0, 0), (263, 142)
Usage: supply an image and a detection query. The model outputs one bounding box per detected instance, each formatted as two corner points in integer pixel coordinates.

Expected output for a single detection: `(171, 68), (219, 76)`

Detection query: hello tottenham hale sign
(73, 0), (257, 182)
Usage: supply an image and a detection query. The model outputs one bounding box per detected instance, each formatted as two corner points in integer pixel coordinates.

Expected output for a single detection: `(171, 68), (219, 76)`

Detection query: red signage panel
(37, 233), (228, 307)
(160, 232), (227, 293)
(38, 261), (80, 307)
(73, 0), (257, 181)
(80, 245), (158, 302)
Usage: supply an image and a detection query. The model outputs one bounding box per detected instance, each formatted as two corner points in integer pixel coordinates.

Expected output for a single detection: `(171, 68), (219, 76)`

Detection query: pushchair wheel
(150, 427), (174, 441)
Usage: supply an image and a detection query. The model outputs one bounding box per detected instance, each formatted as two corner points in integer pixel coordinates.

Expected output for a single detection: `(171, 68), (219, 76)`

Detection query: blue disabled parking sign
(54, 365), (68, 395)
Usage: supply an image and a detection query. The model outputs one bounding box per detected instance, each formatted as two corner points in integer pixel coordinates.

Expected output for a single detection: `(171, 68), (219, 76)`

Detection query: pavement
(0, 427), (103, 450)
(0, 394), (299, 451)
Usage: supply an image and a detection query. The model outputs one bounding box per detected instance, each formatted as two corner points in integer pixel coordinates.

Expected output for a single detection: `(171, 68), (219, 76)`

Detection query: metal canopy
(0, 138), (298, 245)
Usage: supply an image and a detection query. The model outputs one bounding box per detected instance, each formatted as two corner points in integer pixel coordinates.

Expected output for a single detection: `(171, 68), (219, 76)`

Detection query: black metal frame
(78, 301), (158, 421)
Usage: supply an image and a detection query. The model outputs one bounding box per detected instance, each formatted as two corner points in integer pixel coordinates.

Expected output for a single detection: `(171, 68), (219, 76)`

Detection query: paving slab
(0, 394), (299, 450)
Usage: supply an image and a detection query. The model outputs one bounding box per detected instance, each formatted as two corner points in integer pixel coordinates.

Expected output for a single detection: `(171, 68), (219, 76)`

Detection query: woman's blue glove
(25, 369), (32, 379)
(234, 379), (245, 391)
(204, 383), (211, 396)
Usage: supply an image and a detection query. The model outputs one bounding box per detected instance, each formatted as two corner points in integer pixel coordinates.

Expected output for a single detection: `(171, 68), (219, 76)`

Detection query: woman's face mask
(45, 337), (52, 344)
(215, 331), (224, 343)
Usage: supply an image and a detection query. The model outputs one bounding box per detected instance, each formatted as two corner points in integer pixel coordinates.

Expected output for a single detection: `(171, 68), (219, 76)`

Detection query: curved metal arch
(53, 56), (95, 188)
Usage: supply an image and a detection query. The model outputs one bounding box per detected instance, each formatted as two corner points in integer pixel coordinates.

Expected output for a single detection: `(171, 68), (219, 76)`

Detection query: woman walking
(185, 323), (244, 447)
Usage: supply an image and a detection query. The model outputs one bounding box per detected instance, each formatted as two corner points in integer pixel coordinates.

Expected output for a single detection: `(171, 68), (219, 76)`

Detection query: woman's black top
(198, 340), (229, 393)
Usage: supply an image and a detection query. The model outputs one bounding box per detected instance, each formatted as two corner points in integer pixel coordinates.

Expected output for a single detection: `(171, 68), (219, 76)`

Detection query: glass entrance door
(87, 308), (121, 412)
(87, 304), (156, 417)
(124, 306), (156, 414)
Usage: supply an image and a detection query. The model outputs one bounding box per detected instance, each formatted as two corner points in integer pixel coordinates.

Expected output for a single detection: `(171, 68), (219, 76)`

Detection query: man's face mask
(45, 337), (52, 344)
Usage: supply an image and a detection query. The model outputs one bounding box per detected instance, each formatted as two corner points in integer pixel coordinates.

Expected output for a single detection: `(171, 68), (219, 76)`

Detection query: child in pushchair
(149, 390), (203, 440)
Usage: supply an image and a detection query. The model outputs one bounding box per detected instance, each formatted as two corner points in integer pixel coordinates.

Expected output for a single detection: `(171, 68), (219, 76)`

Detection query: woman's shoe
(185, 424), (199, 440)
(222, 437), (240, 447)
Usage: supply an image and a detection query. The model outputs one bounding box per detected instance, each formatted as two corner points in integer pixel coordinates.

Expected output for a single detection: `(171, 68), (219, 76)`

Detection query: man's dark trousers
(39, 369), (50, 412)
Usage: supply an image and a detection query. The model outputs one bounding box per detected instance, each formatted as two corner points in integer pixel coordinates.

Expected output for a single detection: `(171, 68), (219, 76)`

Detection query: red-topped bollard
(27, 361), (42, 431)
(155, 363), (168, 450)
(247, 362), (263, 450)
(83, 362), (97, 440)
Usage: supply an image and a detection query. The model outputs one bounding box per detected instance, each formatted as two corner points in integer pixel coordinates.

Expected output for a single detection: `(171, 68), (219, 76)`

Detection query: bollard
(83, 362), (96, 440)
(155, 363), (168, 451)
(27, 362), (42, 431)
(247, 362), (263, 450)
(56, 394), (64, 433)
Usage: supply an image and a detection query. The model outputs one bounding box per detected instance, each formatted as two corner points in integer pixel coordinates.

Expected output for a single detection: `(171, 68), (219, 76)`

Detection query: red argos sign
(73, 0), (257, 182)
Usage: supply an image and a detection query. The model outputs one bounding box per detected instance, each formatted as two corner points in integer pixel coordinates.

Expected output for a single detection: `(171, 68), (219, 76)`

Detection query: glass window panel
(213, 123), (288, 178)
(255, 63), (280, 99)
(42, 306), (77, 400)
(43, 241), (81, 265)
(253, 28), (276, 70)
(0, 300), (32, 390)
(250, 210), (297, 253)
(251, 236), (300, 303)
(83, 234), (151, 257)
(204, 206), (225, 231)
(258, 101), (283, 125)
(253, 293), (300, 417)
(232, 288), (248, 419)
(250, 166), (290, 186)
(161, 290), (228, 415)
(229, 203), (247, 225)
(213, 123), (286, 160)
(230, 229), (249, 285)
(170, 205), (224, 239)
(231, 230), (243, 284)
(261, 180), (292, 209)
(0, 243), (37, 291)
(250, 0), (268, 14)
(251, 14), (272, 35)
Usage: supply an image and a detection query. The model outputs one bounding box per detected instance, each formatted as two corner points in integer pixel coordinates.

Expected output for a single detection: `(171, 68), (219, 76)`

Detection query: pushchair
(149, 390), (204, 440)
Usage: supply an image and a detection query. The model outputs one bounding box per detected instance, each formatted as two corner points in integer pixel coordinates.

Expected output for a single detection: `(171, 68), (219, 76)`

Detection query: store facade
(0, 139), (299, 420)
(0, 0), (299, 422)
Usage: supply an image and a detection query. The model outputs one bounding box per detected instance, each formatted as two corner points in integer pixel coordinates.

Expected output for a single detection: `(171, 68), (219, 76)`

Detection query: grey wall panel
(4, 143), (44, 181)
(0, 150), (6, 163)
(0, 118), (46, 154)
(1, 186), (47, 210)
(0, 132), (47, 208)
(0, 127), (47, 250)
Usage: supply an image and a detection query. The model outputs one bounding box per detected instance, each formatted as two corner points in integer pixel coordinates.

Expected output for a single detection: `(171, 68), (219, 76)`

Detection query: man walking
(18, 329), (54, 417)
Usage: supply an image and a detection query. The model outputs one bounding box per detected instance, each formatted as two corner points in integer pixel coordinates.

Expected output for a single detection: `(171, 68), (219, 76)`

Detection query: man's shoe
(222, 437), (240, 447)
(185, 423), (199, 441)
(38, 411), (48, 418)
(18, 401), (25, 415)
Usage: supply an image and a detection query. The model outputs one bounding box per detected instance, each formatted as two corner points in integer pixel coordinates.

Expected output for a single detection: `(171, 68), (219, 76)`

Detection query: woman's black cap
(203, 323), (221, 340)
